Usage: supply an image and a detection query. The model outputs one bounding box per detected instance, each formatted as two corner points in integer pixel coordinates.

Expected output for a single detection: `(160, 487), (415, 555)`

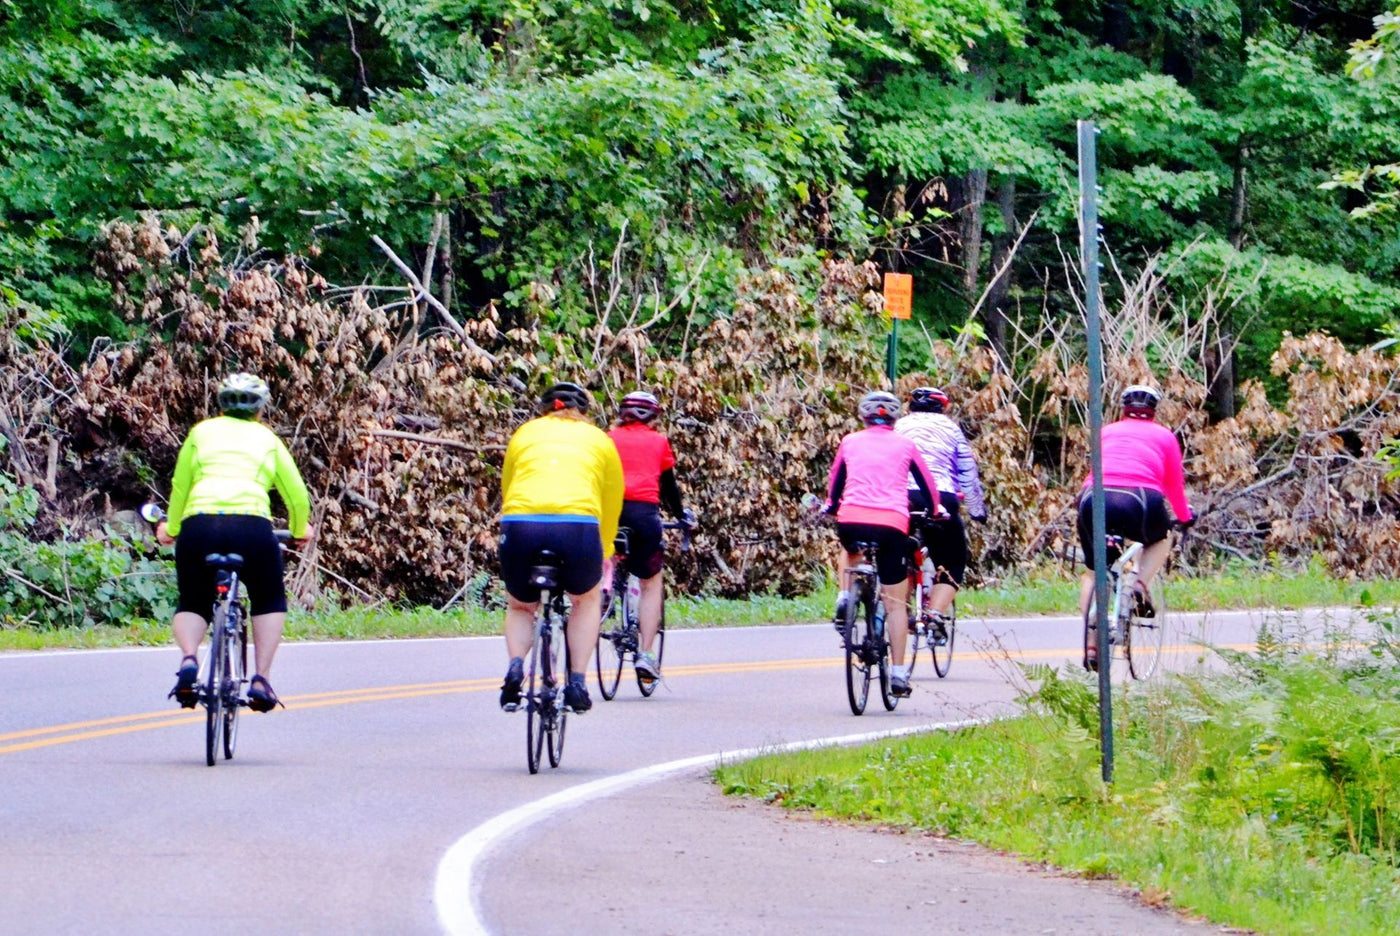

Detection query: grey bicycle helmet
(539, 381), (592, 414)
(909, 387), (949, 414)
(858, 391), (901, 426)
(618, 391), (660, 424)
(1120, 384), (1161, 419)
(216, 372), (271, 417)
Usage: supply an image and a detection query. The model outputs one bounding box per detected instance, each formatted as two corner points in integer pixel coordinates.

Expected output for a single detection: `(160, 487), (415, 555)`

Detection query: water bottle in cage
(873, 599), (886, 636)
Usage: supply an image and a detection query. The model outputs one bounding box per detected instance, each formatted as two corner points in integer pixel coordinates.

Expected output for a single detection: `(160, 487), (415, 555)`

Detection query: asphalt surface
(0, 607), (1325, 935)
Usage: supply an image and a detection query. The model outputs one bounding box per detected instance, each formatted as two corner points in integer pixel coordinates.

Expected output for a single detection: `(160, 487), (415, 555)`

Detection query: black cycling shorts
(499, 518), (604, 601)
(1076, 487), (1170, 570)
(836, 522), (909, 586)
(618, 500), (665, 579)
(909, 490), (967, 587)
(175, 514), (286, 617)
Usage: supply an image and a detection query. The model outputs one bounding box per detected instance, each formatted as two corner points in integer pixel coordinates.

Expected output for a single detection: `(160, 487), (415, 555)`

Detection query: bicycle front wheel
(222, 616), (245, 760)
(637, 602), (664, 697)
(931, 601), (956, 679)
(905, 583), (921, 679)
(1127, 579), (1167, 680)
(204, 608), (227, 767)
(595, 569), (628, 700)
(526, 617), (550, 774)
(844, 588), (871, 716)
(877, 606), (896, 711)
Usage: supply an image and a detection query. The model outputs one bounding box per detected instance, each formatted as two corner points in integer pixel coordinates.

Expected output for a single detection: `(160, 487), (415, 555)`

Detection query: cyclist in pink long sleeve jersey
(826, 391), (942, 698)
(1078, 385), (1194, 664)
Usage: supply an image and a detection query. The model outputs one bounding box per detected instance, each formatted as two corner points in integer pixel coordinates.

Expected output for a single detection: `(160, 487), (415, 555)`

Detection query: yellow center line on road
(0, 640), (1253, 755)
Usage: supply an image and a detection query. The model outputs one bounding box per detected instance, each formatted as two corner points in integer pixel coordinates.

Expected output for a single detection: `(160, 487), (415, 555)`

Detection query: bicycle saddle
(204, 552), (244, 571)
(529, 549), (560, 589)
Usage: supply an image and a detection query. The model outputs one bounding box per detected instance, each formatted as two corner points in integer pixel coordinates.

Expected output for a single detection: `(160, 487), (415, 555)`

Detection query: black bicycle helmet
(216, 372), (271, 417)
(909, 387), (949, 414)
(539, 381), (592, 414)
(618, 391), (660, 424)
(858, 391), (901, 426)
(1120, 384), (1161, 419)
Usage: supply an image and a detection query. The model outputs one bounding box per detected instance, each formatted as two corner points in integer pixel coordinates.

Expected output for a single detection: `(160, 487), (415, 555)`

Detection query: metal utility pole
(1079, 119), (1114, 784)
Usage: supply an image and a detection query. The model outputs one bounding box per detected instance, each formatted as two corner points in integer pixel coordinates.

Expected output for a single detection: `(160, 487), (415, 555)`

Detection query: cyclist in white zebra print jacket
(894, 387), (986, 636)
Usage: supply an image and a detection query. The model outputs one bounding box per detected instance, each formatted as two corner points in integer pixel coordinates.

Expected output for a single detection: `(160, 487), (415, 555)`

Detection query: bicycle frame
(202, 565), (248, 766)
(524, 561), (569, 773)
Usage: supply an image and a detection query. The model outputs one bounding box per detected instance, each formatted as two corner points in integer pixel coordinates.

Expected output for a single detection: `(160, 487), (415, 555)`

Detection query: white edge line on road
(0, 606), (1340, 662)
(434, 718), (981, 936)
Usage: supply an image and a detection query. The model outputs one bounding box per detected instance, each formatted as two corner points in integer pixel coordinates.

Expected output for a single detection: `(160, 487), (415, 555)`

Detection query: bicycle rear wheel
(931, 601), (956, 679)
(1127, 579), (1167, 680)
(595, 568), (628, 700)
(637, 603), (664, 697)
(844, 584), (871, 716)
(204, 607), (227, 767)
(222, 615), (246, 760)
(546, 631), (567, 768)
(525, 614), (550, 774)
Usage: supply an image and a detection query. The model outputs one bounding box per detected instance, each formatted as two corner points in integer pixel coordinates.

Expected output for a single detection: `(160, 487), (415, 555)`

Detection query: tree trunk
(951, 168), (987, 299)
(1206, 142), (1249, 420)
(982, 176), (1018, 360)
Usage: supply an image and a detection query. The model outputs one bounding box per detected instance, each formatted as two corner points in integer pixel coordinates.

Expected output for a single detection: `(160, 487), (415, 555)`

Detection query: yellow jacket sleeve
(165, 435), (197, 537)
(271, 436), (312, 539)
(599, 439), (624, 560)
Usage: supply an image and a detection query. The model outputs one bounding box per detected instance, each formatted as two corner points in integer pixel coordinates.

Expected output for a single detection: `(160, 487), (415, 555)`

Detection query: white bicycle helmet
(1120, 384), (1161, 419)
(217, 373), (271, 416)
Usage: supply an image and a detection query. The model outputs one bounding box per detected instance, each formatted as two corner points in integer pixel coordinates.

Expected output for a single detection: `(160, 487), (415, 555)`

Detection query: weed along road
(0, 609), (1336, 935)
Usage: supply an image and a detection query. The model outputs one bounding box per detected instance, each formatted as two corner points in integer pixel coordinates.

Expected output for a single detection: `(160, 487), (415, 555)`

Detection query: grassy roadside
(714, 619), (1400, 936)
(4, 563), (1400, 652)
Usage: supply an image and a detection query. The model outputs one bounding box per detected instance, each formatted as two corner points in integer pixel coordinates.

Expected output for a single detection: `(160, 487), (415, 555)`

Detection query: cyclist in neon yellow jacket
(155, 373), (314, 712)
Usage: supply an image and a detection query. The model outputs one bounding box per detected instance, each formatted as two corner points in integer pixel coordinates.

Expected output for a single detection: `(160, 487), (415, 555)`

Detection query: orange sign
(883, 272), (913, 320)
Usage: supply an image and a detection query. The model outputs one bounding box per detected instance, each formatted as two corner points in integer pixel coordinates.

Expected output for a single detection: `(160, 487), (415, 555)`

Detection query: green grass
(4, 562), (1400, 651)
(714, 629), (1400, 936)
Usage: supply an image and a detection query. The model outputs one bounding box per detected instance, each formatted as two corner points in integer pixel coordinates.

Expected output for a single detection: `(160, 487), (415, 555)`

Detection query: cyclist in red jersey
(1078, 385), (1194, 664)
(607, 391), (695, 681)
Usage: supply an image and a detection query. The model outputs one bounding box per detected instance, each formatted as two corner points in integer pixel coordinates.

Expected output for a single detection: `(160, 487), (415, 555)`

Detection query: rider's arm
(659, 468), (685, 518)
(165, 434), (197, 538)
(598, 439), (625, 561)
(825, 442), (848, 513)
(953, 433), (987, 520)
(271, 436), (312, 540)
(1160, 431), (1192, 522)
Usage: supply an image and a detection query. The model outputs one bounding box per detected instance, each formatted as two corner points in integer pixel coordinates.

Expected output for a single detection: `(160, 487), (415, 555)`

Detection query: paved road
(0, 608), (1327, 935)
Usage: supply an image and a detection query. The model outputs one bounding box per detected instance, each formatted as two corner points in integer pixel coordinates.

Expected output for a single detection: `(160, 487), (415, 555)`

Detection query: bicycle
(1082, 533), (1168, 680)
(142, 504), (290, 766)
(520, 551), (571, 774)
(904, 512), (956, 680)
(838, 540), (897, 715)
(595, 518), (693, 700)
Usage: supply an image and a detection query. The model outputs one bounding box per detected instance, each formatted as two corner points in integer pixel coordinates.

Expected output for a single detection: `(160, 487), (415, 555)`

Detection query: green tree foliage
(1327, 6), (1400, 218)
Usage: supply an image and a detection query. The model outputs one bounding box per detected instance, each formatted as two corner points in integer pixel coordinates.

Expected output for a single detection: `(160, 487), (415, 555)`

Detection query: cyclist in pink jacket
(826, 391), (942, 697)
(1078, 385), (1194, 665)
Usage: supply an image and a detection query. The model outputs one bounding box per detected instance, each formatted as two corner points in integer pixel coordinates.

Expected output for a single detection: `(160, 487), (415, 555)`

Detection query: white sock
(892, 665), (908, 679)
(837, 589), (850, 603)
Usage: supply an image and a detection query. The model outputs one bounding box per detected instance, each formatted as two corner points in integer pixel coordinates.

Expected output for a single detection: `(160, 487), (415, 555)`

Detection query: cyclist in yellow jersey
(498, 382), (624, 714)
(155, 373), (314, 712)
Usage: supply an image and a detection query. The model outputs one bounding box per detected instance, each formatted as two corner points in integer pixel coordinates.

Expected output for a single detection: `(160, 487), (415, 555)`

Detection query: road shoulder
(478, 770), (1232, 935)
